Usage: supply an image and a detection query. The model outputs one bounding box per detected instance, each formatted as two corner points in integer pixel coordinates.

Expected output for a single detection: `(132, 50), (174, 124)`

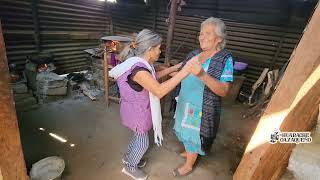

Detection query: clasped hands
(181, 56), (204, 78)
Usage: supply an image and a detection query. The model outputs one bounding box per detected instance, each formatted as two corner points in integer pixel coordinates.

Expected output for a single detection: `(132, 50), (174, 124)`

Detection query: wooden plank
(103, 50), (109, 107)
(234, 3), (320, 180)
(0, 168), (2, 180)
(109, 96), (120, 103)
(0, 21), (28, 180)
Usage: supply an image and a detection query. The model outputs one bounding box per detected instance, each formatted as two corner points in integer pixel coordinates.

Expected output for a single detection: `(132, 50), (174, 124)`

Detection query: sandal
(172, 167), (193, 177)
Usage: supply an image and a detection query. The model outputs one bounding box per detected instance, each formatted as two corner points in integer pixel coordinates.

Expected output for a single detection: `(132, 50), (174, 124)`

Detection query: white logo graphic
(269, 129), (312, 144)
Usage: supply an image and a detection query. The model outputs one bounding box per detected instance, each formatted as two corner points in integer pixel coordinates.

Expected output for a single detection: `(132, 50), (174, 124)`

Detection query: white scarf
(109, 57), (163, 146)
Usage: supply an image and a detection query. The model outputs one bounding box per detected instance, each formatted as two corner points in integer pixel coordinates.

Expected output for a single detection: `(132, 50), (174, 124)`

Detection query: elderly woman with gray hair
(110, 29), (201, 180)
(173, 17), (234, 176)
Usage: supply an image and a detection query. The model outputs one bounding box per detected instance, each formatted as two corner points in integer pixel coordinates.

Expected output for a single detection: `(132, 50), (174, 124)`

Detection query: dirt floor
(16, 95), (256, 180)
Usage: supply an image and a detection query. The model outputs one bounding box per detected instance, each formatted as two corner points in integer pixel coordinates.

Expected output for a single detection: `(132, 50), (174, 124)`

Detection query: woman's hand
(181, 59), (196, 74)
(156, 62), (182, 79)
(187, 56), (204, 77)
(155, 64), (169, 71)
(171, 62), (183, 71)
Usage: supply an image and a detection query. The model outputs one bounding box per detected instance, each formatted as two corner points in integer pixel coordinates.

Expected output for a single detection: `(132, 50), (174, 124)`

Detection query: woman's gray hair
(201, 17), (227, 50)
(120, 29), (162, 60)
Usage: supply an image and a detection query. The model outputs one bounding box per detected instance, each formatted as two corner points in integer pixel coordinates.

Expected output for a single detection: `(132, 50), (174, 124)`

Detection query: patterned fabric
(176, 49), (233, 153)
(174, 55), (211, 155)
(220, 56), (233, 82)
(126, 132), (149, 171)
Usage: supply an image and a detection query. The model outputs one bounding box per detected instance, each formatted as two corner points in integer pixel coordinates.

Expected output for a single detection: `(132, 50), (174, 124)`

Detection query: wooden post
(103, 48), (109, 107)
(164, 0), (178, 66)
(32, 0), (40, 52)
(234, 3), (320, 180)
(270, 6), (293, 70)
(109, 16), (114, 35)
(106, 2), (114, 36)
(161, 0), (178, 115)
(152, 0), (158, 31)
(270, 31), (285, 69)
(0, 21), (28, 180)
(0, 168), (3, 180)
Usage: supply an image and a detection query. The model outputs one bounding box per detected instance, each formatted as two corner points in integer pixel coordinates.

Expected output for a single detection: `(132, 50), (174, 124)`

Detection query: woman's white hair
(201, 17), (226, 50)
(120, 29), (162, 61)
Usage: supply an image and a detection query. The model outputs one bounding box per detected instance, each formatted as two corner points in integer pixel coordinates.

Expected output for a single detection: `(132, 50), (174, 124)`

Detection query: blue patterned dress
(174, 56), (233, 155)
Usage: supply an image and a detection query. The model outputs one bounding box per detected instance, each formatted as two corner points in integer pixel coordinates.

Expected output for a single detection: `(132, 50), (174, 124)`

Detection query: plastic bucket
(234, 61), (248, 71)
(30, 156), (65, 180)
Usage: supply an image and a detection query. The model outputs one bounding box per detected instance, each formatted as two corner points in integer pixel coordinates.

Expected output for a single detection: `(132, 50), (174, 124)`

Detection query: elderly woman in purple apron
(109, 29), (201, 180)
(173, 17), (234, 177)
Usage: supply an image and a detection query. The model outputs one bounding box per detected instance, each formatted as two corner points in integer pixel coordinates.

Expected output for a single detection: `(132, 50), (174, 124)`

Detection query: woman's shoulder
(125, 56), (150, 69)
(215, 49), (232, 62)
(130, 62), (151, 74)
(220, 49), (232, 56)
(186, 49), (201, 59)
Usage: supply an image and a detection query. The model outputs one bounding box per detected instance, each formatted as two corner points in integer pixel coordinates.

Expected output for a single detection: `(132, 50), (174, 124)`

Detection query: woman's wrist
(180, 67), (189, 76)
(172, 62), (182, 71)
(171, 64), (178, 71)
(169, 65), (177, 72)
(197, 69), (206, 80)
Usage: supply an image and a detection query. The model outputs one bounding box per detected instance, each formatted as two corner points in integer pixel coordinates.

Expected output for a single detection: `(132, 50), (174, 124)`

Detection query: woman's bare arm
(133, 65), (189, 99)
(156, 62), (183, 79)
(189, 59), (231, 97)
(198, 72), (231, 97)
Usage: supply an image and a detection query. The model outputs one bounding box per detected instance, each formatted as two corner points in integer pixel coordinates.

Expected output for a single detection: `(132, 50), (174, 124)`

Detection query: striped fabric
(126, 132), (149, 171)
(201, 49), (231, 153)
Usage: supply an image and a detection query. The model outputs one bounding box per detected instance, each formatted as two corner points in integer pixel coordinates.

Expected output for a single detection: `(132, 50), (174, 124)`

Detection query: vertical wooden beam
(152, 0), (158, 31)
(32, 0), (40, 52)
(109, 16), (114, 35)
(234, 3), (320, 180)
(0, 168), (3, 180)
(164, 0), (178, 66)
(105, 1), (114, 35)
(103, 48), (109, 107)
(270, 31), (285, 69)
(270, 7), (292, 70)
(0, 21), (28, 180)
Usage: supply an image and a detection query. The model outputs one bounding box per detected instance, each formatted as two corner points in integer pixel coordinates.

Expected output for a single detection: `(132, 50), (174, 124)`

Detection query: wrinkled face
(149, 44), (161, 62)
(199, 24), (222, 51)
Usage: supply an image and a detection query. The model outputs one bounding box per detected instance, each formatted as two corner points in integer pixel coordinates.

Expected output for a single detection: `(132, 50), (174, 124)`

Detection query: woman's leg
(180, 150), (187, 158)
(126, 132), (149, 171)
(126, 134), (137, 158)
(177, 151), (198, 175)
